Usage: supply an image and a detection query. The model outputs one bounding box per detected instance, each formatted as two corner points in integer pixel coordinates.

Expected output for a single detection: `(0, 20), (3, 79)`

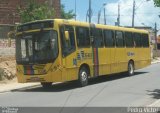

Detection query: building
(0, 0), (61, 49)
(0, 0), (61, 25)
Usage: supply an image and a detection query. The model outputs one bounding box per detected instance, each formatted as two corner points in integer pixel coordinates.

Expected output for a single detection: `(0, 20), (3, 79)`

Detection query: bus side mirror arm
(65, 31), (69, 41)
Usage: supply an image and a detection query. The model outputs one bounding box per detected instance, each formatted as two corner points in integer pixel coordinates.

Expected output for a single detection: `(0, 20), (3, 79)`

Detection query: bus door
(59, 25), (78, 81)
(91, 27), (105, 76)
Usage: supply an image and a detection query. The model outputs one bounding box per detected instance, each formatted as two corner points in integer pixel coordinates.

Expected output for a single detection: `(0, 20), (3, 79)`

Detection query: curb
(151, 61), (160, 64)
(0, 83), (40, 93)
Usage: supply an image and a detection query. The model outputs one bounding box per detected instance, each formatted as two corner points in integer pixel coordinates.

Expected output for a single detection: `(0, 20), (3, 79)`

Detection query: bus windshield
(16, 30), (58, 64)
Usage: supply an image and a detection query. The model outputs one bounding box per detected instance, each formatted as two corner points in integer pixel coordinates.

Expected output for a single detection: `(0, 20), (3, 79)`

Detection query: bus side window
(141, 34), (149, 48)
(133, 33), (142, 48)
(104, 30), (115, 47)
(76, 27), (90, 47)
(116, 31), (124, 47)
(125, 32), (134, 48)
(60, 25), (76, 57)
(92, 28), (104, 48)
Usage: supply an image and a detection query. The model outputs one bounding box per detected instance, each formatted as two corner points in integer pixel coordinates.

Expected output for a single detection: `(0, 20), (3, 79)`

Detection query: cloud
(95, 0), (160, 29)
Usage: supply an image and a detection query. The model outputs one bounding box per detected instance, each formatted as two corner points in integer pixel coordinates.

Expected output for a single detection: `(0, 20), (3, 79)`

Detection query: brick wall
(0, 0), (61, 24)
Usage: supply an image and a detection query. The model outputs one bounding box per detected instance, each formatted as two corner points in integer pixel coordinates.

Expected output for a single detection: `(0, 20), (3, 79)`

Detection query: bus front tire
(41, 82), (52, 88)
(128, 61), (134, 76)
(78, 67), (88, 87)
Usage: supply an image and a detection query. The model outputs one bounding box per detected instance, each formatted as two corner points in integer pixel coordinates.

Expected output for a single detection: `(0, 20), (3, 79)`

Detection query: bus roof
(54, 19), (148, 34)
(19, 19), (149, 34)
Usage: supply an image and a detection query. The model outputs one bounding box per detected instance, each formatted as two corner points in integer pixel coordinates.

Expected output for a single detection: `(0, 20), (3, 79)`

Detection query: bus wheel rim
(81, 72), (87, 82)
(129, 64), (134, 74)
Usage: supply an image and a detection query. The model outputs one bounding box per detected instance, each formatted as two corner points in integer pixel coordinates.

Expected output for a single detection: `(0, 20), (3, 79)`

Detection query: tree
(61, 4), (75, 19)
(153, 0), (160, 7)
(17, 0), (54, 23)
(17, 1), (75, 23)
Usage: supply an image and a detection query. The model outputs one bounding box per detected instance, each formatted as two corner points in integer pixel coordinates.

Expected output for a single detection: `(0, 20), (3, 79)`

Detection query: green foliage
(61, 4), (75, 19)
(17, 1), (75, 23)
(17, 0), (54, 23)
(154, 0), (160, 7)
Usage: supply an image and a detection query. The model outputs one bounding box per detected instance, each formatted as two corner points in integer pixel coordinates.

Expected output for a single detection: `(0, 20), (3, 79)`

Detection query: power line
(135, 0), (145, 10)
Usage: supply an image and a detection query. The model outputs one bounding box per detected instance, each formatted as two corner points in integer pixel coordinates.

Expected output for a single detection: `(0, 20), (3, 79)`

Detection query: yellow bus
(16, 19), (151, 87)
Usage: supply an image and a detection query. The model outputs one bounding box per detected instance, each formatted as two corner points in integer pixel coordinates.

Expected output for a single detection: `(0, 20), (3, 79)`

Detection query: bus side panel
(126, 48), (136, 67)
(115, 48), (127, 73)
(62, 52), (79, 82)
(76, 48), (94, 77)
(97, 48), (111, 76)
(110, 48), (117, 74)
(135, 48), (151, 70)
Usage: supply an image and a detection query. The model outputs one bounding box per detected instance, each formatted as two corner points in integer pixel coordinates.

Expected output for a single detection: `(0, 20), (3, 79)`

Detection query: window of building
(104, 30), (115, 47)
(76, 27), (90, 47)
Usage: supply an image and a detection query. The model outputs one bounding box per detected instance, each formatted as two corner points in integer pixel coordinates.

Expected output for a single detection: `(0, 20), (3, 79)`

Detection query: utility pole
(155, 22), (158, 56)
(98, 10), (101, 24)
(132, 0), (135, 27)
(86, 12), (88, 22)
(75, 0), (77, 20)
(104, 3), (106, 25)
(117, 3), (120, 26)
(89, 0), (92, 23)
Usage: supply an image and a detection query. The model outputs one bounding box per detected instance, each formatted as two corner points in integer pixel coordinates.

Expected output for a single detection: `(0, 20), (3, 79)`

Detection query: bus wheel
(78, 67), (88, 87)
(41, 82), (52, 88)
(128, 61), (134, 76)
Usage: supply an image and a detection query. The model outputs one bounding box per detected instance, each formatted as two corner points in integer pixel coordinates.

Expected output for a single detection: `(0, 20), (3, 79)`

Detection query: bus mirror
(65, 31), (69, 40)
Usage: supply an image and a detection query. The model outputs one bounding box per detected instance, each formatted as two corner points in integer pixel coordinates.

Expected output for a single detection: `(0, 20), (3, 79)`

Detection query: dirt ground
(0, 56), (16, 83)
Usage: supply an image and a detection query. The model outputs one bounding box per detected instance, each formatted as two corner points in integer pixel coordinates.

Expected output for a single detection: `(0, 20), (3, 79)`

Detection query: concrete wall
(0, 39), (15, 48)
(0, 48), (15, 56)
(0, 39), (15, 56)
(153, 50), (160, 58)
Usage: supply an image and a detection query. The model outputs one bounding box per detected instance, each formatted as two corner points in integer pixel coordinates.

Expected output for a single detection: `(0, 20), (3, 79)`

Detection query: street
(0, 63), (160, 107)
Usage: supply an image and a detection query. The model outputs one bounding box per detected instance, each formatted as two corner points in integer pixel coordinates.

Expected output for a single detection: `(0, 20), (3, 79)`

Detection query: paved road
(0, 63), (160, 107)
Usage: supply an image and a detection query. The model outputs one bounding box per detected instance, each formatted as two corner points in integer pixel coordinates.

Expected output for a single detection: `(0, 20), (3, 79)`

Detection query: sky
(61, 0), (160, 35)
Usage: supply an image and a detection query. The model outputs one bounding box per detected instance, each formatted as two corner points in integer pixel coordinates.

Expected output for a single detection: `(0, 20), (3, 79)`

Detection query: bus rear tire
(41, 82), (52, 88)
(78, 67), (88, 87)
(128, 61), (134, 76)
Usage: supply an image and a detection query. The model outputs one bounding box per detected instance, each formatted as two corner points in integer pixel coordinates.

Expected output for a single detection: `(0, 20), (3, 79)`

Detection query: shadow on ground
(147, 89), (160, 99)
(12, 71), (148, 93)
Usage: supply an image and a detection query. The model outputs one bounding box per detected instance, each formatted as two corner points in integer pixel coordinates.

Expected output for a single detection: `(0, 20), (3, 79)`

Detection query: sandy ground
(0, 56), (16, 83)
